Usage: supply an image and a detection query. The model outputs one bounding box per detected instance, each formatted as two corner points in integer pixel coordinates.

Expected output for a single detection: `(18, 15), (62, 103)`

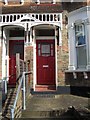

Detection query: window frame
(75, 23), (86, 47)
(75, 23), (87, 69)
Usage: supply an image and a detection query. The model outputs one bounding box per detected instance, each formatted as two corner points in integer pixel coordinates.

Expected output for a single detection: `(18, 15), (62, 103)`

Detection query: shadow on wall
(65, 72), (90, 98)
(70, 86), (90, 98)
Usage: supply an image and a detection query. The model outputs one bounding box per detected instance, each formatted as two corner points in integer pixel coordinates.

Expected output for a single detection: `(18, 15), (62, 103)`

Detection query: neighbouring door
(36, 40), (55, 85)
(9, 40), (24, 85)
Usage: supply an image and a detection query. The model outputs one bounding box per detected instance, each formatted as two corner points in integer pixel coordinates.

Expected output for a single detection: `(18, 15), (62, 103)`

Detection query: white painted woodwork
(68, 6), (90, 70)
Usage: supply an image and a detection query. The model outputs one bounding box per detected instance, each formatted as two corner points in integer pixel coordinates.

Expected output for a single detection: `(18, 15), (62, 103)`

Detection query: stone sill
(65, 69), (90, 73)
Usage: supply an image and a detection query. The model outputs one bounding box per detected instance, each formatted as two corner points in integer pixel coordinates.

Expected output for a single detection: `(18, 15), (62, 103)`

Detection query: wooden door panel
(9, 40), (24, 85)
(36, 40), (55, 85)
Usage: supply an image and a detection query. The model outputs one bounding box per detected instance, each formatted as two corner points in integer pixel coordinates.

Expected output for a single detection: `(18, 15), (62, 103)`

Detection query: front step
(35, 85), (56, 92)
(22, 109), (75, 119)
(21, 107), (90, 119)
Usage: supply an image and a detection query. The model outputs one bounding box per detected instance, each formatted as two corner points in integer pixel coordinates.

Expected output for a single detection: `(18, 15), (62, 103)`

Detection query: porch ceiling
(1, 4), (63, 14)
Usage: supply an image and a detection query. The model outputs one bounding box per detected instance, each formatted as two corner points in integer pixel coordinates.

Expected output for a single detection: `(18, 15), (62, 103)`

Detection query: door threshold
(35, 85), (56, 92)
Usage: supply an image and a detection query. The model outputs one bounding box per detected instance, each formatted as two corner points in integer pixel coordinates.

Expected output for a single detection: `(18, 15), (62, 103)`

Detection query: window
(75, 23), (87, 68)
(36, 29), (55, 36)
(75, 24), (85, 46)
(9, 29), (24, 37)
(38, 43), (54, 57)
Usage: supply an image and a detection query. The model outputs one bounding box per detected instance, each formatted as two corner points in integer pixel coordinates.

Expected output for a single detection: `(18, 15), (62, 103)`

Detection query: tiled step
(35, 85), (56, 92)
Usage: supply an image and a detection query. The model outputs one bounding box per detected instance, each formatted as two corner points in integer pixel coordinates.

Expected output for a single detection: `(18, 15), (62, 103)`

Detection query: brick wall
(57, 10), (69, 86)
(24, 11), (69, 87)
(25, 46), (33, 88)
(62, 2), (87, 12)
(0, 46), (2, 79)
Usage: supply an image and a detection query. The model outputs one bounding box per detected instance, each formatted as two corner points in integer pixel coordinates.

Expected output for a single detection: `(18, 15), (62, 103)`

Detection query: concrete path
(26, 94), (89, 111)
(22, 94), (90, 119)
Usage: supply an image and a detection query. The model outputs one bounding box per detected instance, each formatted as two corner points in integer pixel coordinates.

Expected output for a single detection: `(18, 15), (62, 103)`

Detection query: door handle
(43, 65), (49, 68)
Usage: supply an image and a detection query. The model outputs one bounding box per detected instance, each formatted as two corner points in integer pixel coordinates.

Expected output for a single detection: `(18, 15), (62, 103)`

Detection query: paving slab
(21, 94), (90, 119)
(26, 94), (89, 111)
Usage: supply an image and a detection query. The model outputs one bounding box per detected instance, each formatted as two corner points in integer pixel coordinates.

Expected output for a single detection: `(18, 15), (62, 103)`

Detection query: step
(35, 85), (56, 92)
(22, 109), (71, 118)
(21, 108), (89, 119)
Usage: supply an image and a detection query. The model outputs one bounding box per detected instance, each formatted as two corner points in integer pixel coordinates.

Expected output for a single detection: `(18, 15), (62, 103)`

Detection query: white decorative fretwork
(0, 13), (62, 46)
(0, 13), (62, 28)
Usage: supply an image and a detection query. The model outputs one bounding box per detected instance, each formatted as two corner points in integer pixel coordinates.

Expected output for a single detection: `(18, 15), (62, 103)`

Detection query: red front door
(36, 40), (55, 85)
(9, 40), (24, 85)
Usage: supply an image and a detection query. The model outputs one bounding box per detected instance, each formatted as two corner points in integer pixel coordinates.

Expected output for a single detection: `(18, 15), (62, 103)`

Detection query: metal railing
(2, 77), (8, 95)
(10, 71), (32, 120)
(10, 72), (25, 119)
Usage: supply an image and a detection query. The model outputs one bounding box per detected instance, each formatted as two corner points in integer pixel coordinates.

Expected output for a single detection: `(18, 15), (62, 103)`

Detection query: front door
(36, 40), (55, 85)
(9, 40), (24, 85)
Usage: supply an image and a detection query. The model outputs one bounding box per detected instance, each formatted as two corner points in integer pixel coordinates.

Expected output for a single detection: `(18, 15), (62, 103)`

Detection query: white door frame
(33, 30), (58, 91)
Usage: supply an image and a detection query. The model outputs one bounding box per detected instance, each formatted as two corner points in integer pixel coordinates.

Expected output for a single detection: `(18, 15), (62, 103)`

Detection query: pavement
(22, 94), (90, 119)
(26, 94), (89, 111)
(0, 82), (2, 119)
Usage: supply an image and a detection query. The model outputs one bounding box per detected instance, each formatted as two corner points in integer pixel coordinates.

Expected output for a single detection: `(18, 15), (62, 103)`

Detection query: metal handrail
(10, 72), (25, 120)
(2, 74), (17, 95)
(2, 76), (9, 95)
(10, 71), (32, 120)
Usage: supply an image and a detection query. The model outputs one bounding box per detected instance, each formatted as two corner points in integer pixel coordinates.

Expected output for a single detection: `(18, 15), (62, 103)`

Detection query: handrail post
(11, 107), (14, 120)
(23, 72), (26, 110)
(4, 78), (7, 94)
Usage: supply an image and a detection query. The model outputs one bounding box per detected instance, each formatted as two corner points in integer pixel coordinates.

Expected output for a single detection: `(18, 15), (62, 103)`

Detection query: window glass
(75, 24), (85, 46)
(41, 44), (50, 56)
(77, 46), (87, 68)
(37, 42), (54, 57)
(36, 29), (55, 36)
(75, 23), (87, 68)
(10, 29), (24, 37)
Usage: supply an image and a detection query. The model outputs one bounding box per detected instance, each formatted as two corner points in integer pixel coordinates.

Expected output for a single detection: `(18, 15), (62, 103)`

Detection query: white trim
(37, 0), (40, 4)
(53, 0), (56, 4)
(36, 0), (56, 4)
(9, 37), (24, 40)
(33, 38), (57, 91)
(36, 36), (55, 40)
(2, 29), (6, 79)
(59, 27), (62, 46)
(0, 13), (62, 29)
(33, 27), (36, 91)
(0, 27), (1, 47)
(4, 0), (8, 5)
(4, 0), (24, 5)
(21, 0), (24, 4)
(55, 27), (58, 90)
